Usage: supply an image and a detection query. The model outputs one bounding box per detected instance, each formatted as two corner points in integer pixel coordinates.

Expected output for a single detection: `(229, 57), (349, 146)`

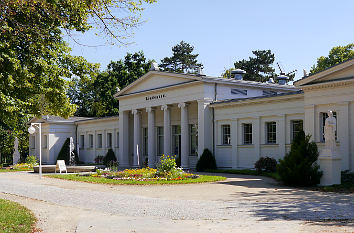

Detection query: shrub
(25, 155), (38, 166)
(277, 130), (322, 186)
(196, 149), (217, 172)
(157, 155), (177, 174)
(56, 138), (78, 164)
(103, 149), (117, 166)
(94, 155), (104, 164)
(255, 157), (277, 173)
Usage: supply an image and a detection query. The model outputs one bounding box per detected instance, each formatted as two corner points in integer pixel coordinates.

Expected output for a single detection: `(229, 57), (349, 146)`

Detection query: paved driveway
(0, 172), (353, 232)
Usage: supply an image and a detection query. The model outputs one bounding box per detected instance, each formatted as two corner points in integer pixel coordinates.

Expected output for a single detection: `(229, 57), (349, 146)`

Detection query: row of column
(130, 103), (190, 169)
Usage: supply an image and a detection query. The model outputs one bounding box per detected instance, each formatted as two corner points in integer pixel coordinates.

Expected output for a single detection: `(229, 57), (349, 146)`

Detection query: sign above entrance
(145, 94), (166, 101)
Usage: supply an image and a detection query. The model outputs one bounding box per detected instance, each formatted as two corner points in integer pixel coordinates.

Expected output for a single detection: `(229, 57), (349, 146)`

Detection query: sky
(65, 0), (354, 81)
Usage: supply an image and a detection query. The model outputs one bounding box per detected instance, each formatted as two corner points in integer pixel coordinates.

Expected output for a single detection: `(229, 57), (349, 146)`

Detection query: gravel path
(0, 172), (353, 232)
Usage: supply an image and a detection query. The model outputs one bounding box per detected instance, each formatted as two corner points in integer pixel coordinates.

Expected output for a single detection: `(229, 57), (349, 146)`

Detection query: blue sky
(65, 0), (354, 81)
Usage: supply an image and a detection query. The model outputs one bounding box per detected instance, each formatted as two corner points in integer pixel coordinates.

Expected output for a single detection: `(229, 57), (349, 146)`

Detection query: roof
(115, 70), (298, 97)
(75, 115), (119, 124)
(294, 57), (354, 86)
(210, 90), (304, 107)
(28, 115), (95, 124)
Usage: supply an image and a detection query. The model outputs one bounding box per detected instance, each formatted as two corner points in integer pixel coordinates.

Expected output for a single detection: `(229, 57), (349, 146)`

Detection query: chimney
(276, 74), (289, 85)
(231, 69), (246, 80)
(149, 62), (160, 71)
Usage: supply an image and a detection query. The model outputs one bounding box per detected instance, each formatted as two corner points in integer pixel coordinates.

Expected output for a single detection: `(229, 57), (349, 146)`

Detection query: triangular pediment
(115, 71), (201, 97)
(295, 58), (354, 86)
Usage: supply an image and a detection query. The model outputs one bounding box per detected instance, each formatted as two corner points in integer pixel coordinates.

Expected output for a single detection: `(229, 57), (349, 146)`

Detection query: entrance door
(172, 125), (181, 167)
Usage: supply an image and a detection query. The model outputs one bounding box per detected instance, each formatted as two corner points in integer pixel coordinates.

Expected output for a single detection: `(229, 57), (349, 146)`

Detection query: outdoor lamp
(28, 125), (36, 134)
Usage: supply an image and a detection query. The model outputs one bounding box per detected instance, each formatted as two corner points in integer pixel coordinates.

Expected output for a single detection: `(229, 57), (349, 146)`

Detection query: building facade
(29, 59), (354, 172)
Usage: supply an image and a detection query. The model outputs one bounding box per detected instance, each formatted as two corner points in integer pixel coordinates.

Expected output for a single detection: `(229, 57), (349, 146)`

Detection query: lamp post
(28, 123), (42, 179)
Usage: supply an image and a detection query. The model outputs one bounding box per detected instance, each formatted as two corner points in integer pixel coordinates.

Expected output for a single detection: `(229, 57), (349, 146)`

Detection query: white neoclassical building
(29, 58), (354, 172)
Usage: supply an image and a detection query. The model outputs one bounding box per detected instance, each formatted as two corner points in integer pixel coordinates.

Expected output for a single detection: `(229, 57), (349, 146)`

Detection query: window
(143, 128), (148, 157)
(97, 134), (102, 148)
(116, 132), (119, 148)
(80, 135), (85, 149)
(172, 125), (181, 157)
(243, 123), (252, 144)
(42, 135), (48, 149)
(222, 124), (231, 145)
(266, 122), (276, 144)
(321, 112), (337, 142)
(157, 126), (164, 155)
(107, 133), (112, 148)
(89, 134), (93, 148)
(190, 124), (198, 155)
(291, 120), (303, 141)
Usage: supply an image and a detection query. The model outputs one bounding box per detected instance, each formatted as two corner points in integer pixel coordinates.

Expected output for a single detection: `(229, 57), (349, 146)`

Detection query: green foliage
(222, 50), (295, 82)
(255, 157), (277, 173)
(103, 149), (117, 166)
(157, 155), (177, 174)
(25, 155), (38, 166)
(68, 51), (152, 117)
(310, 43), (354, 74)
(0, 199), (36, 233)
(277, 130), (322, 186)
(160, 41), (203, 73)
(196, 149), (217, 172)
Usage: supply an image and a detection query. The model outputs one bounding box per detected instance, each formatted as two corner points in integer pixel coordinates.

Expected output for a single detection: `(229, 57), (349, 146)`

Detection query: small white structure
(12, 137), (20, 165)
(319, 111), (341, 185)
(28, 58), (354, 177)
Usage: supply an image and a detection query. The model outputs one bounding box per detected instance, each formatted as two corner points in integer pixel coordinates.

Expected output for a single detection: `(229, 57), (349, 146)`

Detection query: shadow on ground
(202, 172), (354, 223)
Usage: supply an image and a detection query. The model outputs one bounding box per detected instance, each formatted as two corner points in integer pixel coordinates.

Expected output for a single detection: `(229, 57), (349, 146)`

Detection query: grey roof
(211, 90), (304, 106)
(75, 115), (119, 123)
(29, 115), (96, 124)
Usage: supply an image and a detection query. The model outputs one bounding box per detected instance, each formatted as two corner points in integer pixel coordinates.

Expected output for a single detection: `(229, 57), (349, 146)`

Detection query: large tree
(310, 43), (354, 74)
(159, 41), (203, 73)
(68, 51), (152, 117)
(223, 50), (295, 83)
(0, 0), (155, 161)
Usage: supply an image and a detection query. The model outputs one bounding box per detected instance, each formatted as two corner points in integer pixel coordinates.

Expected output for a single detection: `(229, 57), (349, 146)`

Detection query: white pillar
(132, 109), (141, 168)
(304, 104), (316, 141)
(279, 114), (286, 157)
(119, 110), (130, 168)
(161, 105), (171, 156)
(254, 116), (261, 159)
(231, 119), (238, 168)
(146, 107), (156, 168)
(337, 101), (350, 170)
(197, 99), (213, 157)
(178, 103), (189, 169)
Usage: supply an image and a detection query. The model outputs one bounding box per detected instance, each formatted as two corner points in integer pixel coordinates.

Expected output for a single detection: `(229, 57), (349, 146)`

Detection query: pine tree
(277, 130), (322, 186)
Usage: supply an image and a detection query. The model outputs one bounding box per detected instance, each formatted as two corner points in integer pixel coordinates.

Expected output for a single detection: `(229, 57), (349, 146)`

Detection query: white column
(304, 104), (316, 141)
(178, 103), (189, 169)
(161, 105), (171, 155)
(279, 114), (286, 157)
(132, 109), (141, 168)
(197, 99), (213, 157)
(119, 110), (130, 168)
(231, 119), (238, 168)
(337, 101), (350, 170)
(146, 107), (156, 168)
(254, 116), (261, 159)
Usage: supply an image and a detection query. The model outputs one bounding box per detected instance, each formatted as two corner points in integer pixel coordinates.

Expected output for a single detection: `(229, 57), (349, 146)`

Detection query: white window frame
(89, 134), (94, 148)
(222, 124), (231, 145)
(107, 132), (112, 148)
(266, 122), (277, 144)
(242, 123), (252, 145)
(290, 120), (303, 142)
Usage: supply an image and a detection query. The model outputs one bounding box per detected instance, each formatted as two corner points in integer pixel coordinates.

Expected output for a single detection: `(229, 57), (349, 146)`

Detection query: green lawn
(0, 199), (36, 233)
(47, 174), (226, 185)
(0, 169), (31, 172)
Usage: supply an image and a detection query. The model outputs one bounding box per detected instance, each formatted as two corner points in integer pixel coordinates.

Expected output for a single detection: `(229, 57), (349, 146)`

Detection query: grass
(0, 168), (32, 172)
(205, 169), (280, 180)
(47, 174), (226, 185)
(0, 199), (36, 233)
